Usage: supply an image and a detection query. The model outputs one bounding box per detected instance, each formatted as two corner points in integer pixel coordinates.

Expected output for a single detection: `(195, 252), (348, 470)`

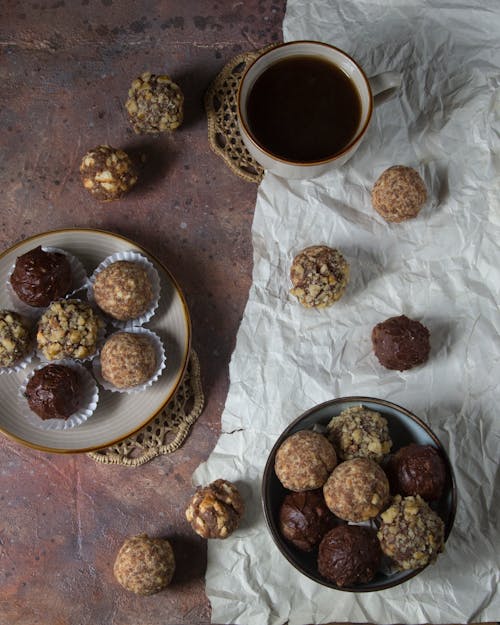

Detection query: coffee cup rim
(237, 40), (374, 167)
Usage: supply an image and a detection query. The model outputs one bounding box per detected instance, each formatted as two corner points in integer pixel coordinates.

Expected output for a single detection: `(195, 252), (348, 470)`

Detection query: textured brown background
(0, 1), (284, 623)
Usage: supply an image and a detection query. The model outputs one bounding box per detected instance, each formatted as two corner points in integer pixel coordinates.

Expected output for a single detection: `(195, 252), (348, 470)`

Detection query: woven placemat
(88, 350), (204, 466)
(205, 45), (277, 183)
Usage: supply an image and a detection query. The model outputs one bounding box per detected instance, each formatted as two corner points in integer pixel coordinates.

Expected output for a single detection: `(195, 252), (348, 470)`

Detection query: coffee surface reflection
(246, 55), (362, 163)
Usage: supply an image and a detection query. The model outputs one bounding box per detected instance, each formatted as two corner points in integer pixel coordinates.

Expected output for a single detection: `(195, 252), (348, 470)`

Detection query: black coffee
(246, 55), (362, 162)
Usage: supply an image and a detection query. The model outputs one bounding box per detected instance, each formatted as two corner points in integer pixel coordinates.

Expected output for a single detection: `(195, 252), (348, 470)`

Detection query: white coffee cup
(237, 41), (401, 179)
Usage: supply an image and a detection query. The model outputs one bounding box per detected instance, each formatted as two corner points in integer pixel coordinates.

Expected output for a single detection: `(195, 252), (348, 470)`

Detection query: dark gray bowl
(262, 396), (457, 592)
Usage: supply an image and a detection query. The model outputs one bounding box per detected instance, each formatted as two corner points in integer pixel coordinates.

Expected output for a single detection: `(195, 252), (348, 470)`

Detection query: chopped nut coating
(290, 245), (349, 308)
(126, 72), (184, 134)
(80, 145), (137, 201)
(37, 299), (100, 361)
(377, 495), (444, 570)
(185, 479), (244, 539)
(327, 405), (392, 463)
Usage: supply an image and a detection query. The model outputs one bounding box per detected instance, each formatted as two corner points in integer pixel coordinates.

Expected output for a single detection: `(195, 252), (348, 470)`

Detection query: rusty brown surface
(0, 1), (285, 623)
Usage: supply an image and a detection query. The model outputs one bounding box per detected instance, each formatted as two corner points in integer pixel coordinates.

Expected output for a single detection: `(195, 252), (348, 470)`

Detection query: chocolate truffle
(37, 299), (101, 361)
(371, 165), (427, 222)
(290, 245), (349, 309)
(372, 314), (430, 371)
(10, 246), (72, 307)
(125, 72), (184, 134)
(377, 495), (445, 570)
(327, 405), (392, 463)
(318, 525), (382, 587)
(386, 444), (447, 501)
(100, 332), (157, 389)
(279, 490), (336, 551)
(93, 261), (154, 321)
(185, 479), (244, 539)
(114, 534), (175, 595)
(323, 458), (389, 522)
(80, 145), (138, 201)
(275, 430), (337, 492)
(0, 310), (31, 368)
(25, 364), (81, 420)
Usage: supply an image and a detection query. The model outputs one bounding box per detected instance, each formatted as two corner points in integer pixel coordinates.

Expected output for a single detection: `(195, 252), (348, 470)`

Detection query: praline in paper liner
(19, 360), (99, 431)
(36, 298), (106, 364)
(0, 313), (36, 375)
(92, 327), (166, 394)
(7, 246), (88, 318)
(87, 250), (161, 330)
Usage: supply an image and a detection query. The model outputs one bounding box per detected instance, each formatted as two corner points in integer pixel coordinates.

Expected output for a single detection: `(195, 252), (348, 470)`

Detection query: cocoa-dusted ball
(185, 479), (244, 539)
(318, 525), (382, 587)
(279, 490), (336, 552)
(275, 430), (337, 492)
(323, 458), (389, 522)
(386, 444), (447, 501)
(80, 145), (137, 201)
(371, 165), (427, 222)
(290, 245), (349, 309)
(327, 405), (392, 463)
(372, 315), (430, 371)
(10, 246), (72, 308)
(125, 72), (184, 134)
(377, 495), (444, 570)
(114, 534), (175, 595)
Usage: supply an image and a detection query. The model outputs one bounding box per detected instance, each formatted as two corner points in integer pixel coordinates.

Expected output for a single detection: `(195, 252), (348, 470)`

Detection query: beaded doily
(88, 350), (204, 466)
(205, 45), (277, 183)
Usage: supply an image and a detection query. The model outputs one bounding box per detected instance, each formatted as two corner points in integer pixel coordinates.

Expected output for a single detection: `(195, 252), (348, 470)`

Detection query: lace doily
(88, 350), (204, 466)
(205, 46), (277, 183)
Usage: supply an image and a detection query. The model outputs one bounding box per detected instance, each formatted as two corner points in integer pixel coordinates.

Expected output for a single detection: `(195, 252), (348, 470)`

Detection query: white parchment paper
(194, 1), (500, 622)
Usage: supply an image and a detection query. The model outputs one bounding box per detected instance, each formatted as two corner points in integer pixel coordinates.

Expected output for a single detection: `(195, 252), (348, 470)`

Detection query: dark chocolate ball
(318, 525), (382, 587)
(279, 490), (336, 551)
(386, 444), (447, 501)
(25, 364), (81, 420)
(10, 246), (72, 307)
(372, 314), (430, 371)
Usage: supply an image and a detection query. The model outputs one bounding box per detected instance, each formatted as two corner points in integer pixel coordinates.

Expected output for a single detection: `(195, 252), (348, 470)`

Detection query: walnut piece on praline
(80, 145), (137, 201)
(377, 495), (444, 570)
(290, 245), (349, 309)
(327, 405), (392, 463)
(113, 534), (175, 595)
(126, 72), (184, 134)
(185, 479), (244, 539)
(0, 310), (31, 368)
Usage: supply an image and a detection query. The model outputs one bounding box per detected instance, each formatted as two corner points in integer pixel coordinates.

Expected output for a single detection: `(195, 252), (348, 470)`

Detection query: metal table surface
(0, 1), (284, 623)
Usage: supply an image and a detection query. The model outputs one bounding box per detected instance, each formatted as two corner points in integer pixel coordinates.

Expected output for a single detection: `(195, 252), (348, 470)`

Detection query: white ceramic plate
(0, 228), (191, 453)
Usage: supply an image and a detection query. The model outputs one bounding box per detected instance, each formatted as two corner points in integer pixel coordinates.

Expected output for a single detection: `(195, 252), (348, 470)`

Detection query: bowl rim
(261, 396), (457, 592)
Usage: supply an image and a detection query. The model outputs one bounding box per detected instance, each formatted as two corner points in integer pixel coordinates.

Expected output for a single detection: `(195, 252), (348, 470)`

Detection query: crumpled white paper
(194, 1), (500, 623)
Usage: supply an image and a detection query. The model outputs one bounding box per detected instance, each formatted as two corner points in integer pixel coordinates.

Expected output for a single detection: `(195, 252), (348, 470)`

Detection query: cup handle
(369, 72), (402, 106)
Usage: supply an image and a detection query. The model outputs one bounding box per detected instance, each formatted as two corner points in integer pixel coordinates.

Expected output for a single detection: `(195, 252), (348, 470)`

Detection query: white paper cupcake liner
(0, 346), (35, 375)
(19, 360), (99, 431)
(36, 299), (107, 364)
(87, 250), (161, 330)
(7, 246), (88, 318)
(92, 327), (166, 394)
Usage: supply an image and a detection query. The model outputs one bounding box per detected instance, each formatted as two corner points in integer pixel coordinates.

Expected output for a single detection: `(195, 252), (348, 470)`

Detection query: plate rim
(0, 227), (192, 454)
(261, 395), (458, 592)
